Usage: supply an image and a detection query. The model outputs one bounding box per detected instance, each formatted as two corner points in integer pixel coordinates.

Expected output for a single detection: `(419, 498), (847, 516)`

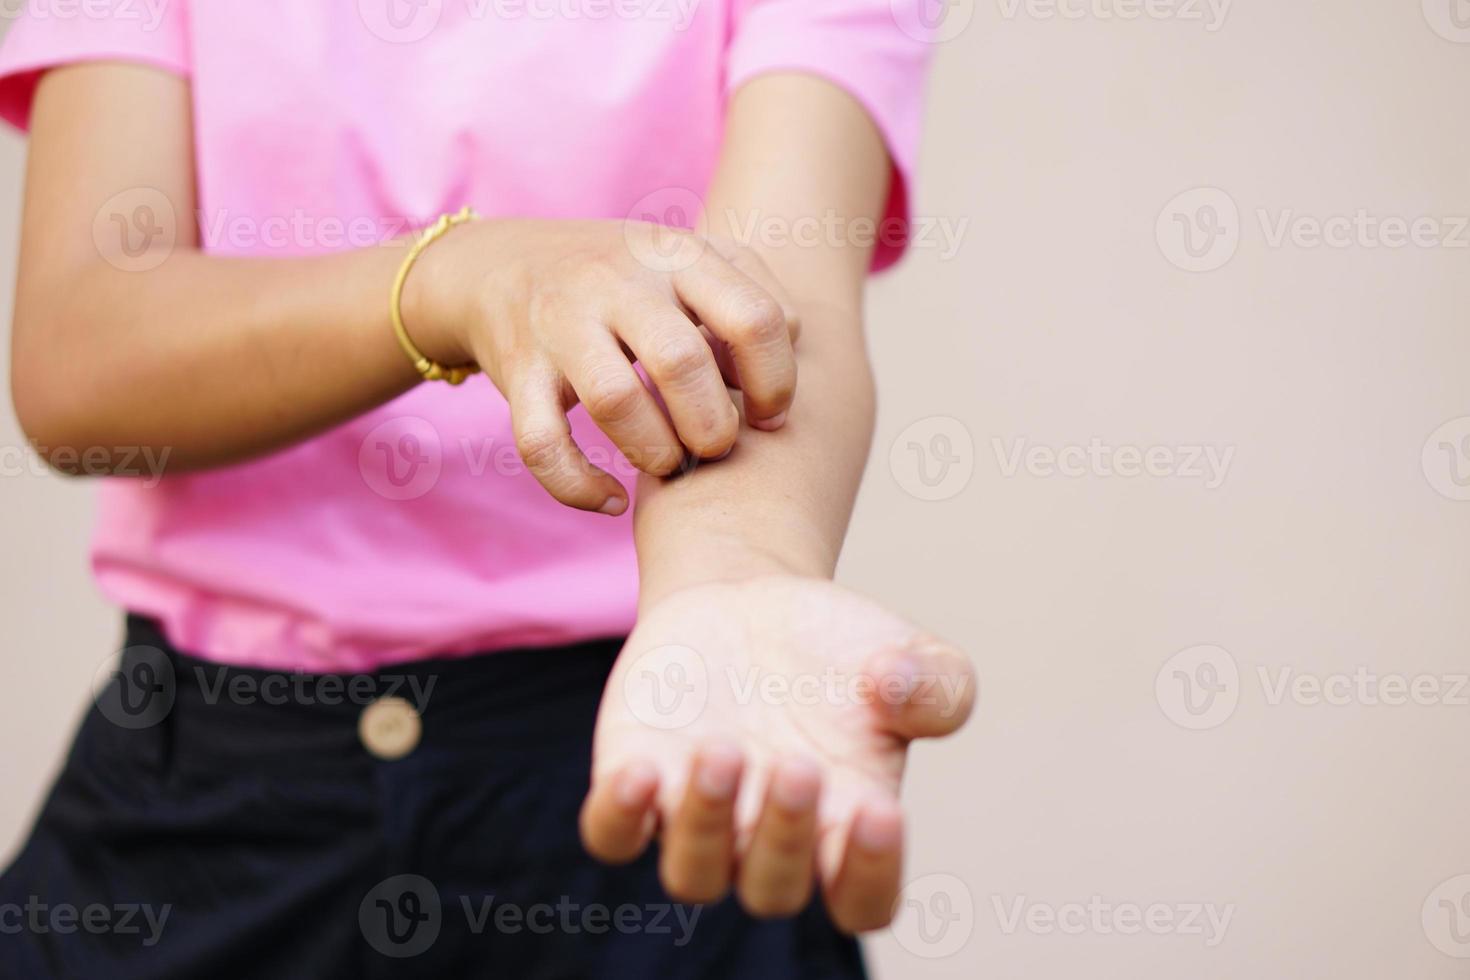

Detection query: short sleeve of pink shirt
(0, 3), (934, 671)
(726, 0), (932, 271)
(0, 1), (190, 128)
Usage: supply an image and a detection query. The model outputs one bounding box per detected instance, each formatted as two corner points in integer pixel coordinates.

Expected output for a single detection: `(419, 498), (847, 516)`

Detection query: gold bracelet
(390, 205), (481, 385)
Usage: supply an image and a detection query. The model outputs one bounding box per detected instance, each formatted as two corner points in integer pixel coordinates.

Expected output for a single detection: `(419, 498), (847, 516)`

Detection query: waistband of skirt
(104, 614), (624, 766)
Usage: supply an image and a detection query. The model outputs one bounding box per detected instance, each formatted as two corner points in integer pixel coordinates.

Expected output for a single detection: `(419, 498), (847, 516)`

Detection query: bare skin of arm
(12, 63), (799, 513)
(581, 75), (975, 932)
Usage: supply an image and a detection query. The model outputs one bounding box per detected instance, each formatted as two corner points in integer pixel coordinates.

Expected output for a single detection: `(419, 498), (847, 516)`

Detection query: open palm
(579, 576), (975, 932)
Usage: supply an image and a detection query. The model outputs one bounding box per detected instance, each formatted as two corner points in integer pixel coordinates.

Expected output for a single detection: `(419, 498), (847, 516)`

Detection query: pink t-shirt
(0, 0), (932, 671)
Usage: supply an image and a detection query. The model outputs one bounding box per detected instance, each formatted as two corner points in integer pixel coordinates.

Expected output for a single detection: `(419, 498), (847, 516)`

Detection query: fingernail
(696, 748), (742, 801)
(599, 496), (627, 516)
(852, 801), (903, 851)
(617, 762), (657, 808)
(770, 761), (821, 811)
(752, 410), (787, 431)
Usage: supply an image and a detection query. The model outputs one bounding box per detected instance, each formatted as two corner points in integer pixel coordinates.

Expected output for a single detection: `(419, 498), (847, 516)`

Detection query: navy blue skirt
(0, 616), (865, 980)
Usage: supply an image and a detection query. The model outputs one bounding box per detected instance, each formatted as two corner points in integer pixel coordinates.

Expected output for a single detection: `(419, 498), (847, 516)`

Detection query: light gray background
(3, 3), (1469, 977)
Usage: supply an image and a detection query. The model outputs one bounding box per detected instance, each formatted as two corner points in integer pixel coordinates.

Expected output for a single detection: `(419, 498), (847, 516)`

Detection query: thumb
(866, 636), (977, 740)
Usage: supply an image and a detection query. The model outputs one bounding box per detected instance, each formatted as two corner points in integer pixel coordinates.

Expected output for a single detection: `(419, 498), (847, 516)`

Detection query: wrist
(394, 221), (484, 369)
(636, 534), (832, 614)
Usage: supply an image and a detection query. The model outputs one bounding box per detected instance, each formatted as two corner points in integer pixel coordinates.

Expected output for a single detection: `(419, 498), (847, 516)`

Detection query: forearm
(634, 305), (875, 609)
(633, 72), (892, 606)
(13, 245), (422, 472)
(14, 62), (806, 492)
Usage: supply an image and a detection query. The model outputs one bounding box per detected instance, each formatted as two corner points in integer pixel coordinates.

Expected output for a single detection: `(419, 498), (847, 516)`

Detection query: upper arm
(11, 63), (194, 437)
(19, 62), (196, 291)
(703, 73), (892, 312)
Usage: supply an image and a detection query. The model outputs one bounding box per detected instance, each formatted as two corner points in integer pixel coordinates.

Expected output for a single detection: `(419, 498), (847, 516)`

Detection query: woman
(0, 1), (974, 977)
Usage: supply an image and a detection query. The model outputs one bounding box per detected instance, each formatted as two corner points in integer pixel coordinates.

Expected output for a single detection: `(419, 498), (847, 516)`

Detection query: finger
(698, 323), (742, 391)
(659, 743), (743, 904)
(735, 759), (821, 918)
(580, 761), (660, 865)
(822, 797), (904, 934)
(706, 238), (802, 345)
(673, 250), (795, 430)
(509, 362), (628, 515)
(867, 637), (977, 740)
(614, 294), (739, 459)
(562, 327), (685, 477)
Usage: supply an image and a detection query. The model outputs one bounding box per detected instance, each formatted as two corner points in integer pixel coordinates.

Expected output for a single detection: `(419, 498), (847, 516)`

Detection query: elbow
(11, 325), (176, 483)
(12, 372), (91, 478)
(10, 266), (175, 479)
(11, 311), (108, 478)
(12, 389), (167, 481)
